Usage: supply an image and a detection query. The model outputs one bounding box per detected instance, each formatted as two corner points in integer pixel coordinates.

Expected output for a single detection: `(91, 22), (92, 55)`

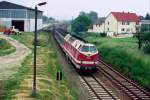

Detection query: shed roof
(0, 1), (42, 12)
(94, 17), (106, 25)
(111, 12), (139, 22)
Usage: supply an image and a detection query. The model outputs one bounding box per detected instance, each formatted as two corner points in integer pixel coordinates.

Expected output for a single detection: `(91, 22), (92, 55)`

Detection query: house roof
(0, 1), (42, 12)
(94, 17), (106, 25)
(111, 12), (140, 22)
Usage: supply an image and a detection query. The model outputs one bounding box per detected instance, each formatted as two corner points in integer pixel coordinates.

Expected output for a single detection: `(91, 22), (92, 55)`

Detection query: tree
(72, 15), (92, 33)
(145, 13), (150, 20)
(141, 24), (150, 32)
(88, 11), (98, 22)
(141, 31), (150, 54)
(79, 11), (98, 23)
(79, 11), (86, 16)
(42, 16), (55, 24)
(42, 16), (49, 24)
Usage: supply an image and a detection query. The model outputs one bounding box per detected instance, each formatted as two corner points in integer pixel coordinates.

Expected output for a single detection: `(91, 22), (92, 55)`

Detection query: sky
(2, 0), (150, 20)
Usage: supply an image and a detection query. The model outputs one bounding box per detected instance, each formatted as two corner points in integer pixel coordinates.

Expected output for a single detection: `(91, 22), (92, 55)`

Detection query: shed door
(12, 20), (24, 31)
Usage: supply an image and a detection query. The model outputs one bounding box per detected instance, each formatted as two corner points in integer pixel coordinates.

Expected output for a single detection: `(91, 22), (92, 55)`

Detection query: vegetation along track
(51, 28), (118, 100)
(80, 75), (119, 100)
(98, 59), (150, 100)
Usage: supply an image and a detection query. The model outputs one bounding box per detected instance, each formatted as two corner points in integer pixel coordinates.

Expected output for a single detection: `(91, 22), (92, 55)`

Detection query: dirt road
(0, 35), (31, 80)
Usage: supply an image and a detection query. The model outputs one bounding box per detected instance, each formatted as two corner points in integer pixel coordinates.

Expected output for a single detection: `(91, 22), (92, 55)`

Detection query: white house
(89, 12), (140, 36)
(105, 12), (140, 35)
(0, 1), (43, 32)
(91, 17), (106, 33)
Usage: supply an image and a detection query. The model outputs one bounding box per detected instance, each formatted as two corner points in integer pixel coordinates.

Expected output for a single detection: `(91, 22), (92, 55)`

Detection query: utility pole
(33, 5), (37, 96)
(32, 2), (46, 96)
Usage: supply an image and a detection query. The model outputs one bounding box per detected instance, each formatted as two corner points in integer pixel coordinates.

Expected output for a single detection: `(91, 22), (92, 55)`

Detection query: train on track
(54, 28), (99, 73)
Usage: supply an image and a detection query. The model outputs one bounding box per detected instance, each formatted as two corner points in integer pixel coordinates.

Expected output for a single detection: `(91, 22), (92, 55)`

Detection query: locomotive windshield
(90, 46), (97, 53)
(79, 45), (97, 53)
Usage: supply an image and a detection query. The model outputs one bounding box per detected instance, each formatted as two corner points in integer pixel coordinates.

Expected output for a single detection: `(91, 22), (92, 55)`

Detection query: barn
(0, 1), (43, 32)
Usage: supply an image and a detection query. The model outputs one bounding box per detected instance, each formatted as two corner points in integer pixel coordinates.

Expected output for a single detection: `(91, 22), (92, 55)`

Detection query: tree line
(42, 16), (55, 24)
(71, 11), (98, 33)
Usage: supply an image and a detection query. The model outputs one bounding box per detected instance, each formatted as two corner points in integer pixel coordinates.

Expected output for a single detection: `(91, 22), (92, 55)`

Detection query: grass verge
(0, 39), (16, 56)
(0, 32), (77, 100)
(85, 33), (150, 90)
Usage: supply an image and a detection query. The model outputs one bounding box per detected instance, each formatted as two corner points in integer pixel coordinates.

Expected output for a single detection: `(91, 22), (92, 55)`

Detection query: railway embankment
(85, 33), (150, 91)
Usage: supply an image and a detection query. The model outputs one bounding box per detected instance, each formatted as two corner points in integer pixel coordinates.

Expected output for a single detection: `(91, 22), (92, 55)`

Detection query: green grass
(0, 39), (16, 56)
(85, 33), (150, 90)
(0, 32), (77, 100)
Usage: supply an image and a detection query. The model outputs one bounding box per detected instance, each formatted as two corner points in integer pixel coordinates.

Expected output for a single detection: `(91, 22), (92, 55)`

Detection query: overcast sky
(3, 0), (150, 20)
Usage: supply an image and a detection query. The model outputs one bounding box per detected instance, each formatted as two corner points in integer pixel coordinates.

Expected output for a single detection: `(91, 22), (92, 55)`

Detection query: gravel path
(0, 35), (31, 80)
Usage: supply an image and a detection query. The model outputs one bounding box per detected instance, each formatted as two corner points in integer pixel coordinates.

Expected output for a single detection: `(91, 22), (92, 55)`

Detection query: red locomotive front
(63, 34), (99, 72)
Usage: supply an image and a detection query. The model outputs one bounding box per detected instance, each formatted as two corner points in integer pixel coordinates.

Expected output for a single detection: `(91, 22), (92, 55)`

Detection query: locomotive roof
(65, 34), (84, 49)
(84, 43), (95, 46)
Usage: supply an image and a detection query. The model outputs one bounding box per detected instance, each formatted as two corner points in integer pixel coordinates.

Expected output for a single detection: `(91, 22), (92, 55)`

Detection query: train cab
(77, 44), (99, 71)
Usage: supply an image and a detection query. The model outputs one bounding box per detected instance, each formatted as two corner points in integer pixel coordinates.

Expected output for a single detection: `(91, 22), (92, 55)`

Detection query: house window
(121, 28), (125, 31)
(108, 22), (109, 25)
(136, 22), (139, 25)
(127, 22), (130, 25)
(127, 29), (130, 32)
(122, 22), (125, 25)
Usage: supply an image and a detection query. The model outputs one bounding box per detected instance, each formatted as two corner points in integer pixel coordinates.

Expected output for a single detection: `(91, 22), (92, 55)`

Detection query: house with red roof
(105, 12), (140, 35)
(89, 12), (140, 36)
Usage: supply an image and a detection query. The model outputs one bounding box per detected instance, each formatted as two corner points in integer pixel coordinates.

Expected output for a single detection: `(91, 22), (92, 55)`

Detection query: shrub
(0, 39), (10, 50)
(133, 33), (138, 38)
(100, 33), (107, 37)
(141, 31), (150, 43)
(143, 43), (150, 54)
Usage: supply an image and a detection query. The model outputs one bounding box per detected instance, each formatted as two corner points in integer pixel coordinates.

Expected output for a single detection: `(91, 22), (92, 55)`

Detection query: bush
(100, 33), (107, 37)
(0, 39), (10, 50)
(143, 43), (150, 54)
(141, 31), (150, 43)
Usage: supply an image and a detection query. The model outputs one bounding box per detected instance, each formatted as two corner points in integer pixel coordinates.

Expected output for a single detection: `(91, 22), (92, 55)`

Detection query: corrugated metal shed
(0, 1), (42, 12)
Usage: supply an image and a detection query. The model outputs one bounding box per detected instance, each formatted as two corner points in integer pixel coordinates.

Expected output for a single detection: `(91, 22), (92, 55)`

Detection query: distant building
(0, 1), (43, 32)
(91, 17), (106, 33)
(105, 12), (140, 35)
(140, 20), (150, 25)
(89, 12), (140, 36)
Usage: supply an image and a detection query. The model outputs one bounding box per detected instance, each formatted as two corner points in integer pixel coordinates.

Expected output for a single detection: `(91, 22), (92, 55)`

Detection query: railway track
(97, 59), (150, 100)
(52, 28), (150, 99)
(80, 75), (119, 100)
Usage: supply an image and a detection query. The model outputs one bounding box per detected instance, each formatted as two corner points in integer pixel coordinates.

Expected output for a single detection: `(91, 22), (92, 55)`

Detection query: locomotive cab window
(81, 45), (89, 52)
(79, 45), (97, 53)
(90, 46), (97, 53)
